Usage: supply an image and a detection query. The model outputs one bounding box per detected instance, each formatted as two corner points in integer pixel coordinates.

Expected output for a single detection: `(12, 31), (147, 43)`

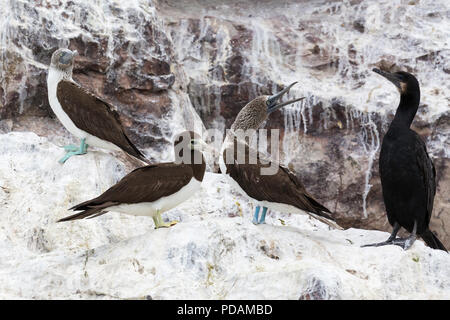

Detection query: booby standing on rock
(58, 131), (207, 229)
(47, 48), (148, 164)
(362, 69), (447, 251)
(219, 82), (338, 228)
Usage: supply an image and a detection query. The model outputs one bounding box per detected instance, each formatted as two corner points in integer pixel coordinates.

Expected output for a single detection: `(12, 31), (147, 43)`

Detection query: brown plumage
(223, 136), (333, 221)
(57, 80), (148, 163)
(220, 83), (337, 227)
(58, 131), (206, 222)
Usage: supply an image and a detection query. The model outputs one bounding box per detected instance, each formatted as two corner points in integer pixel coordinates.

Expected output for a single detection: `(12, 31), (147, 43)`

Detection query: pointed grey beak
(373, 68), (401, 90)
(266, 82), (305, 114)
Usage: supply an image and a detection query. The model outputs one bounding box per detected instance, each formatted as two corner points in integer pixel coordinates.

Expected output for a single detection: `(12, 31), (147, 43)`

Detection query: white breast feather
(107, 177), (202, 217)
(47, 67), (121, 151)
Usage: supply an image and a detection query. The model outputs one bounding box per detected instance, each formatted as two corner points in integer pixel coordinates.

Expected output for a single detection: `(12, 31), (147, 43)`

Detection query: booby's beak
(266, 81), (305, 114)
(372, 68), (402, 90)
(59, 50), (78, 65)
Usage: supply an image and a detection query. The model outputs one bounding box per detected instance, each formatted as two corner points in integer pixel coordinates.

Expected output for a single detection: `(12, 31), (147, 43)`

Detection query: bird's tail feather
(421, 229), (447, 252)
(86, 211), (108, 219)
(297, 194), (343, 229)
(58, 207), (103, 222)
(303, 194), (336, 220)
(306, 211), (343, 230)
(59, 202), (116, 222)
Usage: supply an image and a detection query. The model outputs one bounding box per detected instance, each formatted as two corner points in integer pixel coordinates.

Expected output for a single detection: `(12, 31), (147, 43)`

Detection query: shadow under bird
(219, 82), (339, 228)
(362, 69), (447, 252)
(47, 48), (148, 164)
(58, 131), (207, 228)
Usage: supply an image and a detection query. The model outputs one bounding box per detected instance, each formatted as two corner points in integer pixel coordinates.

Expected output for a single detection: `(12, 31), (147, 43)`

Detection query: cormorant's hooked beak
(59, 50), (78, 65)
(372, 68), (402, 90)
(266, 81), (305, 114)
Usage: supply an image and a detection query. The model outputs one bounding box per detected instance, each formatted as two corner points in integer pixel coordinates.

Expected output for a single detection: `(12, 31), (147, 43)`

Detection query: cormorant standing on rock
(362, 69), (447, 252)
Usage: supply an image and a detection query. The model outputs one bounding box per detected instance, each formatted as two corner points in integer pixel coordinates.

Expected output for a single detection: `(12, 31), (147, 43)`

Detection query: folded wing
(58, 163), (193, 221)
(57, 80), (147, 162)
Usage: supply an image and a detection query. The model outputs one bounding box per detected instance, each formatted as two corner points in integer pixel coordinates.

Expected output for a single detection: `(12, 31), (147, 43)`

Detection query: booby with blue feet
(47, 48), (148, 164)
(219, 82), (339, 228)
(58, 131), (207, 228)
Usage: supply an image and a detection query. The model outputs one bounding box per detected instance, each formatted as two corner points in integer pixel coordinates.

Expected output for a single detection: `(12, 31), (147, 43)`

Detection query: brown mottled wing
(57, 80), (147, 162)
(58, 163), (193, 221)
(223, 139), (333, 220)
(414, 132), (436, 225)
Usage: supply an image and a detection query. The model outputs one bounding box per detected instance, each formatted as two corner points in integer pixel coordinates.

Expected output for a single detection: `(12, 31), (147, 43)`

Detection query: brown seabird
(58, 131), (207, 228)
(219, 82), (339, 228)
(47, 48), (147, 164)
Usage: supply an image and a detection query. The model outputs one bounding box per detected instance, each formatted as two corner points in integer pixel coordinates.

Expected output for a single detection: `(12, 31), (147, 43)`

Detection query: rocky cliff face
(1, 0), (449, 248)
(0, 0), (203, 162)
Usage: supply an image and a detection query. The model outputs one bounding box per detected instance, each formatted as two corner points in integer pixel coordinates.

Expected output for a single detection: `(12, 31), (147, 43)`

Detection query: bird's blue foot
(259, 207), (268, 224)
(59, 139), (88, 164)
(252, 206), (261, 225)
(63, 144), (79, 152)
(252, 206), (268, 225)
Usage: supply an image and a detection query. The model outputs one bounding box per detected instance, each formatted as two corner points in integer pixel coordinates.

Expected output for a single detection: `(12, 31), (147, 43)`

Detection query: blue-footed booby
(47, 48), (147, 164)
(362, 69), (447, 251)
(58, 131), (207, 228)
(219, 82), (339, 228)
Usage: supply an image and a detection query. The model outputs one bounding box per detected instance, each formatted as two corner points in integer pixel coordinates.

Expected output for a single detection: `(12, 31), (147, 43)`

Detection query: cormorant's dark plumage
(363, 69), (447, 252)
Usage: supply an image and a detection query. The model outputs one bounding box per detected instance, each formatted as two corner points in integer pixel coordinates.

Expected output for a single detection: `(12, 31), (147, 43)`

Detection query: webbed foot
(63, 144), (79, 152)
(361, 221), (416, 251)
(391, 235), (416, 250)
(59, 139), (88, 163)
(152, 212), (178, 229)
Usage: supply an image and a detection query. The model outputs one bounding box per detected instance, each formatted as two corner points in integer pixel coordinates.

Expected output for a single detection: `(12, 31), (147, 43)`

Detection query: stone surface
(0, 132), (449, 299)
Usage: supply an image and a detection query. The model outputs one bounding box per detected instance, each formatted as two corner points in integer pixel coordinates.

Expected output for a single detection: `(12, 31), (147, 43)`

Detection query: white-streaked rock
(0, 132), (449, 299)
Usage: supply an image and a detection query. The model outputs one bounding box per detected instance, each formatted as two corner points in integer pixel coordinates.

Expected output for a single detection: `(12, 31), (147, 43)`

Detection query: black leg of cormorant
(391, 220), (417, 250)
(361, 222), (401, 248)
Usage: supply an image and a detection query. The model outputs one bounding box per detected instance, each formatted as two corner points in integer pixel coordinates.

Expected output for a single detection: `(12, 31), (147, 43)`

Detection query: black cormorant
(362, 69), (447, 251)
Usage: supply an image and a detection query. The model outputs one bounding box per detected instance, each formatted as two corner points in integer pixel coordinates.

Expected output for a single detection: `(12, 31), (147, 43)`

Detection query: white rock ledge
(0, 132), (449, 299)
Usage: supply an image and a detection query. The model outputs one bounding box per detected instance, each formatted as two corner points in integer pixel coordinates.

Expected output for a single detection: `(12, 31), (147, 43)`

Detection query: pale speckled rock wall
(157, 0), (450, 245)
(0, 0), (449, 246)
(0, 0), (202, 162)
